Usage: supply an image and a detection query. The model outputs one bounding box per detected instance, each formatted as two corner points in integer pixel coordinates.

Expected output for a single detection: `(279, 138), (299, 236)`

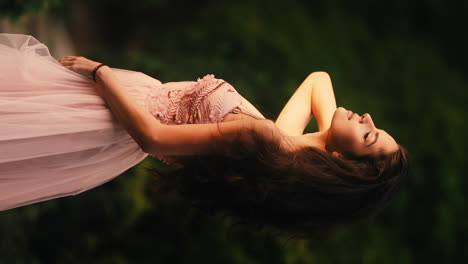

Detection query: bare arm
(59, 56), (157, 150)
(145, 118), (274, 156)
(96, 66), (268, 156)
(95, 66), (160, 150)
(59, 56), (280, 156)
(275, 71), (337, 136)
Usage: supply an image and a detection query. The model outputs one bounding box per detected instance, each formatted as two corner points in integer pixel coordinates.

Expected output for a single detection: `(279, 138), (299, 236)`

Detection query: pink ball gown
(0, 33), (264, 211)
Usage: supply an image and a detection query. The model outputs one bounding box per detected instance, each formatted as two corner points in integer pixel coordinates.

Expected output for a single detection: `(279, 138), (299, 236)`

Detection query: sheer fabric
(0, 33), (263, 211)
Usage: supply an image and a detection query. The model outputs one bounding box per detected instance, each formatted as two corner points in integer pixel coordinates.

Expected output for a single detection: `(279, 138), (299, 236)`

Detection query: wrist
(94, 65), (111, 83)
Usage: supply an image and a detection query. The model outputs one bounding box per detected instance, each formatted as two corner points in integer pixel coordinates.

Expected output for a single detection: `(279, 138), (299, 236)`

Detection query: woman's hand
(59, 56), (102, 80)
(59, 56), (107, 98)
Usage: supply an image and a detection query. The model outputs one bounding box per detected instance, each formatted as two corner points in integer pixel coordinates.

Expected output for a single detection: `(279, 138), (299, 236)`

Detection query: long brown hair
(145, 113), (410, 239)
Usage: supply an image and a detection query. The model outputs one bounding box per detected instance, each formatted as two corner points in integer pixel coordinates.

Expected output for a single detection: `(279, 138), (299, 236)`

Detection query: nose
(360, 113), (376, 128)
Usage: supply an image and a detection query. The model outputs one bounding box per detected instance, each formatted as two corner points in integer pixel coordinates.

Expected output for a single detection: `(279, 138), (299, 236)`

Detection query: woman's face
(326, 107), (398, 157)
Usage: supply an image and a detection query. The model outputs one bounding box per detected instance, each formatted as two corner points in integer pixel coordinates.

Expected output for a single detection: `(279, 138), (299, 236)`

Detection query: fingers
(58, 57), (76, 72)
(59, 56), (82, 68)
(59, 60), (74, 66)
(58, 56), (98, 78)
(59, 56), (80, 62)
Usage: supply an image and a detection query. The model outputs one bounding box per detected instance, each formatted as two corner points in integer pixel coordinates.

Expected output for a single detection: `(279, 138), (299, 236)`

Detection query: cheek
(333, 129), (360, 151)
(329, 117), (361, 151)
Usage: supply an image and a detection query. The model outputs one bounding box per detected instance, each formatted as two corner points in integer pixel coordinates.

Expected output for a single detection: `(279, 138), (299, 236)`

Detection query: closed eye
(364, 131), (370, 140)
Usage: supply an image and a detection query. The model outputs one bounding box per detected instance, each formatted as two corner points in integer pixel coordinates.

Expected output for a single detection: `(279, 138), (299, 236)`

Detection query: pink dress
(0, 33), (265, 211)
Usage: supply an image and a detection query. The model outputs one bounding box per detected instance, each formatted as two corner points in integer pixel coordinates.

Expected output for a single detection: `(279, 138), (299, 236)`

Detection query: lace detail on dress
(144, 74), (244, 164)
(144, 74), (229, 125)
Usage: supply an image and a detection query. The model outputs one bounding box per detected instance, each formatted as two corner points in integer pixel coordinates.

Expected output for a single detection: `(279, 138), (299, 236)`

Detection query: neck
(283, 129), (330, 152)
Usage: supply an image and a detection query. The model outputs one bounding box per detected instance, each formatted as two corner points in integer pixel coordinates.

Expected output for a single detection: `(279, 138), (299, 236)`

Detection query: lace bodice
(144, 74), (243, 125)
(143, 74), (247, 164)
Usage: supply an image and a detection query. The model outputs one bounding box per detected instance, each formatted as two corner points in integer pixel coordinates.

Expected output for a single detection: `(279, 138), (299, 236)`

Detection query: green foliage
(0, 0), (66, 21)
(1, 0), (467, 263)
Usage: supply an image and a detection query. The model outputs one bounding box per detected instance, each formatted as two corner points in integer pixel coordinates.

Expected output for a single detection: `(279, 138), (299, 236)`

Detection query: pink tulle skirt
(0, 34), (162, 211)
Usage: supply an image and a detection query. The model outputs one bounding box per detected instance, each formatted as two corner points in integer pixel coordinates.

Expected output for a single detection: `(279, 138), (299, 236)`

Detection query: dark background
(1, 0), (466, 263)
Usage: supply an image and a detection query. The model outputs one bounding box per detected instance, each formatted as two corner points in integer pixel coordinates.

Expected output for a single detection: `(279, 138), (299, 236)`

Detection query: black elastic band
(91, 63), (106, 82)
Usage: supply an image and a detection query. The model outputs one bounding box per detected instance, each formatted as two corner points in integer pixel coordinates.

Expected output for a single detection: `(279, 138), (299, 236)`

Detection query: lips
(347, 111), (353, 120)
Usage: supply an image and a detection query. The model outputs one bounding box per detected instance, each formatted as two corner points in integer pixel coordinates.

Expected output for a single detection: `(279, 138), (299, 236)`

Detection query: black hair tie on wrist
(91, 63), (106, 83)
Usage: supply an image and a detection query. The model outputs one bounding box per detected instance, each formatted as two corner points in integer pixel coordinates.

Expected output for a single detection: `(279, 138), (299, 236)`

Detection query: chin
(333, 107), (346, 120)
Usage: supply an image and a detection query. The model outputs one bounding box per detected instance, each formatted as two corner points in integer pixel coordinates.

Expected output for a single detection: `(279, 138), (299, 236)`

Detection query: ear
(331, 151), (343, 158)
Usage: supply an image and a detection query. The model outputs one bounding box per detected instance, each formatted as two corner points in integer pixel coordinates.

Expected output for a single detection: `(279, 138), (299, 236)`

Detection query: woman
(0, 34), (408, 238)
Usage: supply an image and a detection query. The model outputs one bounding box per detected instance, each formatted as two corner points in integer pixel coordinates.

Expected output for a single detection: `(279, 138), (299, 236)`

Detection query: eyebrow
(367, 131), (380, 147)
